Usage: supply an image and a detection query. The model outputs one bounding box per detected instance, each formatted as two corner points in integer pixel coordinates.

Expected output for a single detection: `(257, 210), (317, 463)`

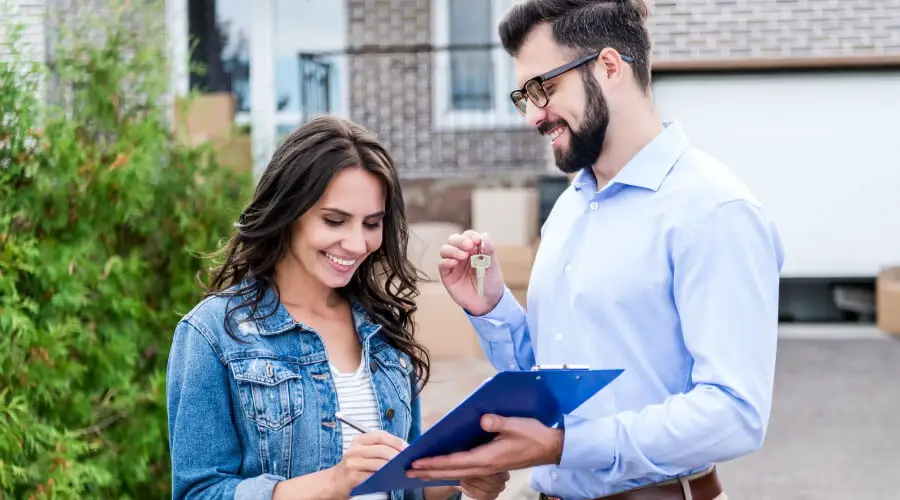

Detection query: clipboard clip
(531, 364), (590, 371)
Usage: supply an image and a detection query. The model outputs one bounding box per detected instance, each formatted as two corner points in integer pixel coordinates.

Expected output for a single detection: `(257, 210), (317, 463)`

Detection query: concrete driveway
(420, 330), (900, 500)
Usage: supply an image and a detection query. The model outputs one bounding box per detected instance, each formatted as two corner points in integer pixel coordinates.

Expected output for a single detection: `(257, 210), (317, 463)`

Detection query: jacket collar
(229, 279), (383, 342)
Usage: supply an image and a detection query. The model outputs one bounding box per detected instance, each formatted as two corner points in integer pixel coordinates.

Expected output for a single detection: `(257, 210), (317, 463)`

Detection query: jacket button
(370, 361), (377, 372)
(399, 358), (407, 369)
(385, 408), (395, 420)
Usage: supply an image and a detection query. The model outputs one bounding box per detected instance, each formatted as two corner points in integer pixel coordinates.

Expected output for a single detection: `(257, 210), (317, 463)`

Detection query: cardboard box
(172, 92), (252, 172)
(876, 266), (900, 335)
(413, 283), (485, 360)
(408, 222), (463, 282)
(494, 245), (536, 289)
(173, 92), (237, 146)
(471, 187), (538, 247)
(210, 134), (252, 173)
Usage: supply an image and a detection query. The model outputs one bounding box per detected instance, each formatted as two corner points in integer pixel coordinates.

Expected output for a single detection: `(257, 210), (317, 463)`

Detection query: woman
(166, 116), (510, 500)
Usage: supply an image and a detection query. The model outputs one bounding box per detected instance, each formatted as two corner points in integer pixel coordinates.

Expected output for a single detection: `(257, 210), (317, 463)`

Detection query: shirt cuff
(234, 473), (285, 500)
(558, 413), (617, 471)
(466, 286), (526, 344)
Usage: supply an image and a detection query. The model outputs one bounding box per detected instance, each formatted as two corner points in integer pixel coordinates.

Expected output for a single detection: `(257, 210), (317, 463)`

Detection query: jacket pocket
(230, 358), (304, 431)
(374, 351), (413, 411)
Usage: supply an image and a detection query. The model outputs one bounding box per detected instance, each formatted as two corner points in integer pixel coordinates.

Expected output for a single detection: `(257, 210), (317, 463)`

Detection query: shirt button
(509, 362), (517, 369)
(554, 332), (563, 341)
(590, 202), (599, 210)
(564, 265), (572, 274)
(551, 470), (558, 480)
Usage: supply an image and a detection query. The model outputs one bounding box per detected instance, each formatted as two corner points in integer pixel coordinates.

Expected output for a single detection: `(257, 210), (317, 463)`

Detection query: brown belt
(539, 466), (722, 500)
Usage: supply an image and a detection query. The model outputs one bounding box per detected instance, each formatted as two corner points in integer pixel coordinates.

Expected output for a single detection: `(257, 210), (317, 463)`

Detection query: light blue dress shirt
(467, 121), (785, 499)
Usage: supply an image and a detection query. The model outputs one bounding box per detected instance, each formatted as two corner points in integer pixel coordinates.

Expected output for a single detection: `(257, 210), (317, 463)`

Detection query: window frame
(431, 0), (526, 131)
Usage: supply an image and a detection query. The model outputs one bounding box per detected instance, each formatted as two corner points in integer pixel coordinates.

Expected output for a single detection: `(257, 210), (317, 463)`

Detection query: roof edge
(653, 54), (900, 73)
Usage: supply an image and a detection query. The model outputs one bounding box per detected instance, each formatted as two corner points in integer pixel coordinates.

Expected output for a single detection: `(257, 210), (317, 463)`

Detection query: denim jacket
(166, 282), (441, 500)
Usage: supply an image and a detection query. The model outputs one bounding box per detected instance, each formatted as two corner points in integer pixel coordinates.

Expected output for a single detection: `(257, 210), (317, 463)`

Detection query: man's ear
(596, 48), (627, 84)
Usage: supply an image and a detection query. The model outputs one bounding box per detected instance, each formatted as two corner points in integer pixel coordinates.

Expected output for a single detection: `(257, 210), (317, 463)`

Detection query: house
(343, 0), (900, 322)
(5, 0), (900, 321)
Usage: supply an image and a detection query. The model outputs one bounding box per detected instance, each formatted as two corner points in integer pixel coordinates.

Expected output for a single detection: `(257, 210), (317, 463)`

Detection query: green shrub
(0, 1), (253, 497)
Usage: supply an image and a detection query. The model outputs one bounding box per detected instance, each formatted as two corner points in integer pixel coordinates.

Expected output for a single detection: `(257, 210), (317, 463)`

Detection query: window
(432, 0), (524, 130)
(186, 0), (347, 133)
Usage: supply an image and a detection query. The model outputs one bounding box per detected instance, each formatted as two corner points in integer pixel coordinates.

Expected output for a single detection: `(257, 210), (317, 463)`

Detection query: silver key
(470, 245), (491, 298)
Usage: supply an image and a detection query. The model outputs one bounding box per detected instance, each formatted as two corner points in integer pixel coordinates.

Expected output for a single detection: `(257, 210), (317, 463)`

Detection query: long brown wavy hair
(201, 115), (430, 391)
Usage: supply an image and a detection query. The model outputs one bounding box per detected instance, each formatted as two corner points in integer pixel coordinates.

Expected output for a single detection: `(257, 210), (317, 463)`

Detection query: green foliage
(0, 1), (253, 497)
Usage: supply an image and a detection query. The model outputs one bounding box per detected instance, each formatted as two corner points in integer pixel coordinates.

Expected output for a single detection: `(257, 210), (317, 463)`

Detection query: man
(406, 1), (784, 499)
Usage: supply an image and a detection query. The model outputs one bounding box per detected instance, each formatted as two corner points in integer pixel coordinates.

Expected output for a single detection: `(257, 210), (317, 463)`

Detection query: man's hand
(438, 230), (506, 316)
(407, 414), (563, 480)
(460, 472), (511, 500)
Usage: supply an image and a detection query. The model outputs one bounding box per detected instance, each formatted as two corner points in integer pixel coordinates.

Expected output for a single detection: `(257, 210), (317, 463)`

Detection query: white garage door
(652, 70), (900, 278)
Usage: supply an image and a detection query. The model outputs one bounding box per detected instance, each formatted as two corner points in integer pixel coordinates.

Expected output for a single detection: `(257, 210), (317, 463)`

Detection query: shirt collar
(572, 120), (690, 193)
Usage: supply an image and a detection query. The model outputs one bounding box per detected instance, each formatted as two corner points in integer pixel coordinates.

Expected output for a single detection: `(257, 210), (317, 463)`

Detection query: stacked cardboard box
(172, 92), (252, 173)
(471, 186), (539, 311)
(407, 223), (484, 359)
(407, 186), (542, 360)
(876, 266), (900, 336)
(493, 245), (537, 309)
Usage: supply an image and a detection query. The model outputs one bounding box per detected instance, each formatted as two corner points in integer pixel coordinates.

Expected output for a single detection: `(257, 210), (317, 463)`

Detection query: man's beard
(541, 70), (610, 174)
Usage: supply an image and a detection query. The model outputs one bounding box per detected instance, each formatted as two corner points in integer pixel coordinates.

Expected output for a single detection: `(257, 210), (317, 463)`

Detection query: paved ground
(419, 329), (900, 500)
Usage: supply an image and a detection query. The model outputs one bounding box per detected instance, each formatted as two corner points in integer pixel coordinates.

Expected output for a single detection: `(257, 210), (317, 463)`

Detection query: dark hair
(201, 115), (430, 390)
(499, 0), (652, 92)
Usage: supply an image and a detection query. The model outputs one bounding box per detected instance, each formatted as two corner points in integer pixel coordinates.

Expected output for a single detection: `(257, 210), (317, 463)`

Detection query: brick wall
(650, 0), (900, 62)
(648, 0), (900, 61)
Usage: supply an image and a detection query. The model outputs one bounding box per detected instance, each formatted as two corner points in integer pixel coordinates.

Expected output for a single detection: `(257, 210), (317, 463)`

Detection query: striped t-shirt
(332, 360), (389, 500)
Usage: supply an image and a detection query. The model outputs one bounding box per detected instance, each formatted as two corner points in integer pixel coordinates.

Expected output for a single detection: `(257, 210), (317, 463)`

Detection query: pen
(335, 411), (375, 434)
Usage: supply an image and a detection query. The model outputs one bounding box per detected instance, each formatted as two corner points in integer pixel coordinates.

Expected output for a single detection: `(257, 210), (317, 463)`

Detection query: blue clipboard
(351, 366), (624, 496)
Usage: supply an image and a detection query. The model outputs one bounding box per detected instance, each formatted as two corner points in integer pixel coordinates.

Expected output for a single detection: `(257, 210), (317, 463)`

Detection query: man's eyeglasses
(509, 51), (635, 116)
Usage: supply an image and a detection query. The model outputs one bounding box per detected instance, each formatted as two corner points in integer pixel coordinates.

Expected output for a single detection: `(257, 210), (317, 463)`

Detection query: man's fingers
(446, 233), (470, 249)
(461, 229), (482, 241)
(479, 232), (494, 255)
(461, 480), (507, 500)
(461, 475), (502, 492)
(439, 243), (469, 261)
(462, 474), (509, 500)
(482, 414), (537, 434)
(411, 448), (483, 470)
(448, 231), (482, 252)
(407, 467), (488, 481)
(438, 258), (462, 277)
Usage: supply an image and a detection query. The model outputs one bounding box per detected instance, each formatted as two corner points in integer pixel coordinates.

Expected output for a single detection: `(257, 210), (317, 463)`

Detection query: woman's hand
(459, 471), (511, 500)
(331, 431), (408, 497)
